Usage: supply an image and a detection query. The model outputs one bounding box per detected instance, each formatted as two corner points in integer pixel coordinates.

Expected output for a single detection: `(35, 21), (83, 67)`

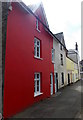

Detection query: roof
(28, 3), (40, 13)
(66, 56), (78, 64)
(11, 0), (67, 50)
(28, 2), (49, 28)
(54, 32), (66, 47)
(68, 49), (78, 55)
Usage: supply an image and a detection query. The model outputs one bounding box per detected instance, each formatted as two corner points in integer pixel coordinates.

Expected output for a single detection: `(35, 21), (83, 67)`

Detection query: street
(13, 80), (81, 118)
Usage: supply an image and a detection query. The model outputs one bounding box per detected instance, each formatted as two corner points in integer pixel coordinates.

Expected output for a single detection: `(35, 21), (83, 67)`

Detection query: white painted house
(53, 32), (67, 92)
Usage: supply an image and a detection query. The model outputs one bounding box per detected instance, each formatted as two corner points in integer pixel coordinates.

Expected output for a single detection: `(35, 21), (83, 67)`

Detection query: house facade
(53, 32), (67, 91)
(3, 2), (56, 118)
(66, 57), (79, 84)
(66, 57), (74, 84)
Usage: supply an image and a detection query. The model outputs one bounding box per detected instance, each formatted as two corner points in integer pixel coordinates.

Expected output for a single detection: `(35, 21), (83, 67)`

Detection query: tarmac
(12, 80), (81, 118)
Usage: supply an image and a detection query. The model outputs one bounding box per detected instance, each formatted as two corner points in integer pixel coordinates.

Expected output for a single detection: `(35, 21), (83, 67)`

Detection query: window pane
(37, 47), (39, 52)
(37, 41), (39, 46)
(37, 86), (39, 92)
(37, 74), (39, 79)
(34, 46), (36, 56)
(37, 80), (39, 85)
(37, 51), (39, 57)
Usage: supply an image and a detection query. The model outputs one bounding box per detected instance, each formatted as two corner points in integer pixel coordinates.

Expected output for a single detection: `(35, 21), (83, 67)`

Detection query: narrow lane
(13, 80), (81, 118)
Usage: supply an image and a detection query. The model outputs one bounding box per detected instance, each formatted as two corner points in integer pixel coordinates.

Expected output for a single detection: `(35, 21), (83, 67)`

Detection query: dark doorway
(55, 73), (58, 92)
(68, 73), (70, 85)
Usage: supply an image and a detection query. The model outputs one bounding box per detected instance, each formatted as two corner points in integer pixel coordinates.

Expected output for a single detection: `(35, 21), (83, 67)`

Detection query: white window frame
(36, 19), (40, 32)
(50, 73), (53, 95)
(52, 49), (55, 63)
(34, 38), (40, 58)
(34, 73), (41, 97)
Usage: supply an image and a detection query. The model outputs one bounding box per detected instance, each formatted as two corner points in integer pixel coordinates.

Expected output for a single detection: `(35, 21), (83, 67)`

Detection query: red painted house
(3, 1), (55, 118)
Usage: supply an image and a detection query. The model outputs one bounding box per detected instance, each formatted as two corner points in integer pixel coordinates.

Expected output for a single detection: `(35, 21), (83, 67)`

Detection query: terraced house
(3, 1), (57, 118)
(53, 32), (67, 91)
(66, 56), (79, 85)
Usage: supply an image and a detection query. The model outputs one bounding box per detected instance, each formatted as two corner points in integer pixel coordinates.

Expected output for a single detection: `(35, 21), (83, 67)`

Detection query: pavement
(12, 80), (81, 118)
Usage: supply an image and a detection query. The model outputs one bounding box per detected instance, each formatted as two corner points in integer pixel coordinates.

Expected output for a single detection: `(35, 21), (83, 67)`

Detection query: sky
(23, 0), (81, 60)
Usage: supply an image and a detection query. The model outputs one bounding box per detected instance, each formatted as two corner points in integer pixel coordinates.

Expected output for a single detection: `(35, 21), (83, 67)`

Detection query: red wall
(3, 3), (54, 118)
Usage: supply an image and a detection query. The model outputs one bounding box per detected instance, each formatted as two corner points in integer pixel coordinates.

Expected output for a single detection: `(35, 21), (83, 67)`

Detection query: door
(50, 73), (53, 95)
(54, 73), (58, 93)
(68, 73), (70, 85)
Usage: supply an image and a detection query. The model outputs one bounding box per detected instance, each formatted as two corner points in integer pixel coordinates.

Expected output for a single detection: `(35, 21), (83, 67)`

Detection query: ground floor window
(34, 73), (40, 96)
(61, 72), (64, 85)
(50, 73), (53, 95)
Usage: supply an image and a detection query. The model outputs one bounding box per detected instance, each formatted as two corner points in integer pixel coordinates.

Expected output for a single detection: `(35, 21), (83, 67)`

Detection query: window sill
(34, 92), (43, 97)
(61, 83), (64, 85)
(52, 61), (55, 64)
(36, 29), (41, 33)
(34, 56), (43, 60)
(61, 64), (63, 66)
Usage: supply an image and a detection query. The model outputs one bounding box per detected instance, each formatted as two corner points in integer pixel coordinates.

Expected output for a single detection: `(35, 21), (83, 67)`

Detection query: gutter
(66, 56), (78, 64)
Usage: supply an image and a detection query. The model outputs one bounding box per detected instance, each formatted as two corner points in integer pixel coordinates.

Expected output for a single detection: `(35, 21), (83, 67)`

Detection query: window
(60, 54), (63, 65)
(60, 44), (63, 50)
(34, 73), (41, 96)
(34, 38), (40, 58)
(50, 73), (53, 95)
(36, 19), (40, 31)
(61, 72), (64, 85)
(81, 66), (83, 71)
(52, 49), (55, 62)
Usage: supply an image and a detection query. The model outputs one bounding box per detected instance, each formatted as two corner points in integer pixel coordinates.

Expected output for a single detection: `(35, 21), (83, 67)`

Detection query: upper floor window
(60, 54), (63, 65)
(60, 44), (63, 50)
(36, 19), (40, 32)
(34, 38), (40, 58)
(52, 49), (55, 63)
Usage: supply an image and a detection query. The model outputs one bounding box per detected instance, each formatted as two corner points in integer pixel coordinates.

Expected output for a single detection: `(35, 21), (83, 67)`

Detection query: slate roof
(54, 32), (66, 47)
